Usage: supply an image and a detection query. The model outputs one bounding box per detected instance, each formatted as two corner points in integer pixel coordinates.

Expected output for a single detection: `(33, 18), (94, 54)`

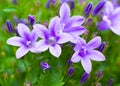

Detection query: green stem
(22, 59), (27, 71)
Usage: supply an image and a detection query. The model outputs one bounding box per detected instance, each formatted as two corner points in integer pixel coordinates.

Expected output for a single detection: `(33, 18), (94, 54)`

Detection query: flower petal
(74, 37), (86, 51)
(104, 1), (114, 15)
(110, 25), (120, 36)
(81, 58), (92, 74)
(60, 3), (70, 22)
(66, 26), (86, 36)
(33, 24), (49, 39)
(7, 37), (23, 46)
(30, 28), (38, 42)
(69, 16), (84, 27)
(110, 10), (120, 35)
(16, 47), (29, 59)
(71, 51), (81, 63)
(87, 36), (101, 49)
(17, 23), (30, 38)
(88, 50), (105, 61)
(97, 20), (110, 31)
(36, 40), (49, 52)
(57, 33), (72, 44)
(49, 16), (61, 36)
(49, 44), (61, 58)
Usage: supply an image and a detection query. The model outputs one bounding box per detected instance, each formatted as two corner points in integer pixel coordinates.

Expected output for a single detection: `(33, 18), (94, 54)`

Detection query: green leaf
(2, 8), (16, 12)
(38, 72), (64, 86)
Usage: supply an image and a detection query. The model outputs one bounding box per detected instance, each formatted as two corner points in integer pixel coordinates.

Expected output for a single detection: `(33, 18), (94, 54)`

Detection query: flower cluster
(7, 2), (106, 74)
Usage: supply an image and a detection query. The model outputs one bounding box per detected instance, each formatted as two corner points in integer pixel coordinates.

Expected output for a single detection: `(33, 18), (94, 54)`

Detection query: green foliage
(38, 72), (64, 86)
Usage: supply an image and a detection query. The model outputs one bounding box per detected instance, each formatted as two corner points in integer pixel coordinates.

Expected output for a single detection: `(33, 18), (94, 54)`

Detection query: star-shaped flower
(33, 16), (72, 57)
(59, 3), (86, 43)
(7, 23), (38, 59)
(71, 37), (105, 73)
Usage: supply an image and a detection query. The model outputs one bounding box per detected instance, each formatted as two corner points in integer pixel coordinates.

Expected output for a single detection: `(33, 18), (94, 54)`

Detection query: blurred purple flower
(7, 23), (39, 59)
(71, 37), (105, 73)
(13, 0), (17, 5)
(84, 2), (93, 17)
(19, 19), (28, 25)
(68, 58), (72, 66)
(26, 81), (31, 86)
(46, 0), (56, 8)
(98, 1), (120, 35)
(96, 70), (103, 78)
(107, 78), (113, 86)
(6, 20), (14, 34)
(92, 0), (106, 16)
(80, 72), (89, 84)
(67, 66), (74, 76)
(33, 17), (72, 57)
(59, 3), (86, 43)
(78, 0), (84, 4)
(13, 16), (19, 25)
(98, 42), (106, 52)
(28, 15), (35, 25)
(40, 62), (50, 70)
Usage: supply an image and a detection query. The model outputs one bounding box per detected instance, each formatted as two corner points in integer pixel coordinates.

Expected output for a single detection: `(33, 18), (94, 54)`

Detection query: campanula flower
(58, 3), (86, 43)
(71, 37), (105, 73)
(40, 62), (50, 70)
(33, 16), (72, 57)
(67, 66), (74, 76)
(28, 15), (35, 25)
(6, 20), (14, 34)
(98, 1), (120, 35)
(107, 78), (113, 86)
(7, 23), (39, 59)
(84, 2), (93, 17)
(98, 42), (106, 52)
(80, 72), (89, 84)
(92, 0), (106, 16)
(46, 0), (56, 8)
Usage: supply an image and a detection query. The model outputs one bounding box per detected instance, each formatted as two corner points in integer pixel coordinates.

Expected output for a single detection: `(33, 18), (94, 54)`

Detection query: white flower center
(26, 41), (33, 48)
(48, 37), (56, 46)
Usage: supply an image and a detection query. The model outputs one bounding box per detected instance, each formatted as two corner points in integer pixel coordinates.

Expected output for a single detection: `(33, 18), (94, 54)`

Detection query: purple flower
(98, 1), (120, 35)
(19, 19), (28, 25)
(96, 70), (102, 79)
(71, 37), (105, 73)
(84, 2), (93, 17)
(40, 62), (50, 70)
(98, 42), (106, 52)
(67, 66), (74, 76)
(13, 16), (19, 25)
(13, 0), (17, 5)
(7, 23), (39, 59)
(46, 0), (56, 8)
(107, 78), (113, 86)
(58, 3), (86, 43)
(80, 72), (89, 84)
(33, 17), (72, 57)
(6, 20), (14, 34)
(92, 0), (106, 16)
(28, 15), (35, 25)
(68, 58), (72, 66)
